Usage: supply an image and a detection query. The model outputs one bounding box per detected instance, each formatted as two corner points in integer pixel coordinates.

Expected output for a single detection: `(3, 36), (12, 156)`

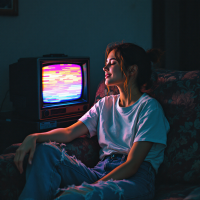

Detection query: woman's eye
(105, 61), (116, 66)
(110, 61), (116, 65)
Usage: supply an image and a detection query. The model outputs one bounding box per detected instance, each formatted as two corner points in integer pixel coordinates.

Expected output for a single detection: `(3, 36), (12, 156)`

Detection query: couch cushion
(94, 69), (200, 184)
(0, 153), (27, 200)
(154, 183), (200, 200)
(148, 70), (200, 184)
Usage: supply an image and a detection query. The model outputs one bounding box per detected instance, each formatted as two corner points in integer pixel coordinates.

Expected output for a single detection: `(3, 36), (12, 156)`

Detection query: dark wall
(153, 0), (200, 71)
(0, 0), (152, 112)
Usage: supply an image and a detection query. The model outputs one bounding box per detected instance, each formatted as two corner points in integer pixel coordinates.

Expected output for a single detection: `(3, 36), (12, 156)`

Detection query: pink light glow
(42, 64), (82, 103)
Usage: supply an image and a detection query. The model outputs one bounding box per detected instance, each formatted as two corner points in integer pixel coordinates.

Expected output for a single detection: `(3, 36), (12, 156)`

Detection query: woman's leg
(18, 142), (100, 200)
(55, 159), (155, 200)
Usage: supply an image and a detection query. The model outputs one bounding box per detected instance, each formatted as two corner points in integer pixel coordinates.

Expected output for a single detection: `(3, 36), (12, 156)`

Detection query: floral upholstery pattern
(0, 153), (27, 199)
(1, 69), (200, 200)
(154, 183), (200, 200)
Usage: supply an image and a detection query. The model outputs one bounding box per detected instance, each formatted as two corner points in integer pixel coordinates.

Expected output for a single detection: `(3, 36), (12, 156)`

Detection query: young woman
(14, 42), (170, 200)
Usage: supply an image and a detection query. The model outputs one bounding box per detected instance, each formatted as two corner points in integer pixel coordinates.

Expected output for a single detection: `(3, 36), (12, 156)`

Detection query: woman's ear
(129, 65), (138, 76)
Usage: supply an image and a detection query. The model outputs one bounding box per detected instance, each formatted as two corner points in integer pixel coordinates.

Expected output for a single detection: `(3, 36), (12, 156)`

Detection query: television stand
(0, 111), (82, 154)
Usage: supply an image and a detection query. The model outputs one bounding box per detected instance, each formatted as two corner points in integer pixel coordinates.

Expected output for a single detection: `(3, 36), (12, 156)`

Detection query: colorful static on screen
(42, 64), (82, 103)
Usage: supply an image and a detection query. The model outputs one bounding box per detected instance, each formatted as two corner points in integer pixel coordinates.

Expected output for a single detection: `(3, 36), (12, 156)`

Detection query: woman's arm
(94, 141), (153, 183)
(14, 121), (89, 174)
(35, 121), (89, 143)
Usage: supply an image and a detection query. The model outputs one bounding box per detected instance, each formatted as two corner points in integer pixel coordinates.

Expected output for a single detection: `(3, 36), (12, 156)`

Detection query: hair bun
(146, 49), (164, 64)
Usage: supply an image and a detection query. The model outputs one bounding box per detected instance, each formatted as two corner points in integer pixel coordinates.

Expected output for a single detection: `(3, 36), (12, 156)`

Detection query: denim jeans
(18, 142), (155, 200)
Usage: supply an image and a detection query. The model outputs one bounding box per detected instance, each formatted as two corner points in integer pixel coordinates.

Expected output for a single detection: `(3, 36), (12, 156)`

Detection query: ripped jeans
(18, 142), (155, 200)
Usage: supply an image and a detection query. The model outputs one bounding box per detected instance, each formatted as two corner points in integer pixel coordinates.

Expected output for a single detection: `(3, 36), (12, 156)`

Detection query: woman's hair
(105, 42), (163, 97)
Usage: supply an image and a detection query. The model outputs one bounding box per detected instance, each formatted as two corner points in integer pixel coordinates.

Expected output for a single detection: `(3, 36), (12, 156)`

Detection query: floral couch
(1, 69), (200, 200)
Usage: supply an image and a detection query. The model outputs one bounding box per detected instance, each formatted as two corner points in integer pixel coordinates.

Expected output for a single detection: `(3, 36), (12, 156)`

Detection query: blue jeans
(18, 142), (155, 200)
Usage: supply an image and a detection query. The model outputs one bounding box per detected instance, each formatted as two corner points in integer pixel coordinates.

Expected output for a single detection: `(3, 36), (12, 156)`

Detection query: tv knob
(83, 105), (88, 111)
(44, 110), (49, 117)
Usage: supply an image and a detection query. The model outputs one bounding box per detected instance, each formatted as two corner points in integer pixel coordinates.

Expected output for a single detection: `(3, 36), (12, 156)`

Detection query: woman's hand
(14, 134), (38, 174)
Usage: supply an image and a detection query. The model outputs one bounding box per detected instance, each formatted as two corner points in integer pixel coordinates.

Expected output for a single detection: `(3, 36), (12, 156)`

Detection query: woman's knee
(34, 142), (62, 159)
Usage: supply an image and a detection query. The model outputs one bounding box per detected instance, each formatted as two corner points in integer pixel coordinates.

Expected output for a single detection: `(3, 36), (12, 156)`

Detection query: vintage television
(9, 54), (90, 121)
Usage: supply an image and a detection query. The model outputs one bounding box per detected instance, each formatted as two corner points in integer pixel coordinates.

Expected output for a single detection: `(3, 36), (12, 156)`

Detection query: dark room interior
(0, 1), (200, 200)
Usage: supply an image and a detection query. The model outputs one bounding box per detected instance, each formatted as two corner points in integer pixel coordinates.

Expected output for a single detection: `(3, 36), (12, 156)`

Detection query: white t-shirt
(78, 93), (170, 174)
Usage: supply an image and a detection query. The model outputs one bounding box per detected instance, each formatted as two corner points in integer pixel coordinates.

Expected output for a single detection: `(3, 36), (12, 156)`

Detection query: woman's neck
(118, 88), (143, 107)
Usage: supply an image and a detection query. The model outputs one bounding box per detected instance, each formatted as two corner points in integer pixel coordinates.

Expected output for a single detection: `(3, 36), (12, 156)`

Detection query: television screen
(42, 64), (82, 104)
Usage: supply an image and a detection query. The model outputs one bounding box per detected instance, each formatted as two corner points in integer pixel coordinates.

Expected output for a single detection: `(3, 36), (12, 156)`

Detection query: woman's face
(103, 50), (125, 87)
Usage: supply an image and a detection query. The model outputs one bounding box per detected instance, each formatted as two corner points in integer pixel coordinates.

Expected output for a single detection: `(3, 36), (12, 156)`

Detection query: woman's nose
(103, 65), (108, 72)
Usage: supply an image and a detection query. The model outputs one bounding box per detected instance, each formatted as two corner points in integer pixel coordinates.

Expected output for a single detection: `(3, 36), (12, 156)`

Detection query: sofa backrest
(94, 69), (200, 184)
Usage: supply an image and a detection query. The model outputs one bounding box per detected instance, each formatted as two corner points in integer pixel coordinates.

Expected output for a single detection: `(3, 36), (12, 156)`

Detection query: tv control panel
(41, 104), (89, 120)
